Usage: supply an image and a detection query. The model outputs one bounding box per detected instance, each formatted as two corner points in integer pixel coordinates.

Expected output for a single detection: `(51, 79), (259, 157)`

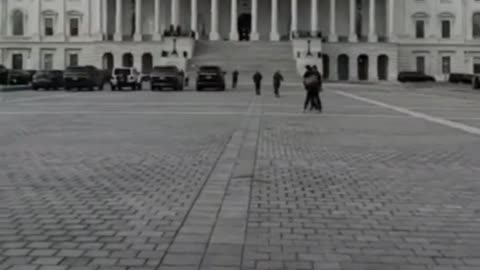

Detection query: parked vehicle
(449, 73), (473, 84)
(397, 71), (436, 83)
(150, 66), (184, 91)
(7, 69), (33, 85)
(0, 65), (8, 84)
(32, 70), (64, 90)
(196, 66), (226, 91)
(64, 66), (107, 91)
(110, 67), (142, 91)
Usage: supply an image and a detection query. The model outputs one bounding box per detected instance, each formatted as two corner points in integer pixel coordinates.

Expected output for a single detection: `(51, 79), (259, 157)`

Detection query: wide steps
(189, 41), (300, 83)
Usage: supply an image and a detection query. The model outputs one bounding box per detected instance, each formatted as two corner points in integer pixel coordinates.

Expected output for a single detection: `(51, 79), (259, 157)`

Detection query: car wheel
(33, 86), (39, 91)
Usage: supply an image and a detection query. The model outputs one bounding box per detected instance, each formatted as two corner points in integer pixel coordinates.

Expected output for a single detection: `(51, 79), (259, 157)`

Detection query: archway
(338, 54), (349, 81)
(358, 54), (369, 81)
(378, 55), (389, 80)
(102, 53), (114, 71)
(322, 55), (330, 80)
(238, 13), (252, 41)
(142, 53), (153, 74)
(122, 53), (133, 67)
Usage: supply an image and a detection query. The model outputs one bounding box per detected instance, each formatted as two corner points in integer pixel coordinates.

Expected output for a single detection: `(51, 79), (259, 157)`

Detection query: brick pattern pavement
(1, 87), (480, 270)
(243, 109), (480, 269)
(0, 111), (238, 270)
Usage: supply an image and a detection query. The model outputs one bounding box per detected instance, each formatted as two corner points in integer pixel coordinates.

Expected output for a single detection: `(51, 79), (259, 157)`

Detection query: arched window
(12, 10), (24, 36)
(473, 13), (480, 38)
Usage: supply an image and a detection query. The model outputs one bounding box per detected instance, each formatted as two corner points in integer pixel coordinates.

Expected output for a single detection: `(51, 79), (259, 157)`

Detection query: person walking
(273, 71), (284, 98)
(232, 70), (239, 89)
(253, 71), (263, 95)
(302, 66), (318, 112)
(312, 65), (323, 112)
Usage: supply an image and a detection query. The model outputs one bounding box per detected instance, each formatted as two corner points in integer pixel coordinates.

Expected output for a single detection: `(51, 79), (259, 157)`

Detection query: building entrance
(238, 13), (252, 41)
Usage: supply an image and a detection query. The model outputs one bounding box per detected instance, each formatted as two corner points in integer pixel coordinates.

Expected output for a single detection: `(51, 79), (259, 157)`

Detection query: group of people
(232, 70), (284, 98)
(231, 65), (323, 113)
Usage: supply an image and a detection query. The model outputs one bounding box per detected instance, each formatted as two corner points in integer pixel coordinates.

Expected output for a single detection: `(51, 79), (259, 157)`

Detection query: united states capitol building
(1, 0), (480, 81)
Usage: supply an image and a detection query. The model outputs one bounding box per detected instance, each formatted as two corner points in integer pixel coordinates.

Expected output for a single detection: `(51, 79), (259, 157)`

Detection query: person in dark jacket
(303, 66), (317, 112)
(273, 71), (284, 98)
(312, 65), (323, 112)
(253, 71), (263, 95)
(232, 70), (239, 89)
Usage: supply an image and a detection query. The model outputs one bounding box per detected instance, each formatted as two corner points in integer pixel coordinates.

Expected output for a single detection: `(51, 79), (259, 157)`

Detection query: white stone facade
(1, 0), (480, 81)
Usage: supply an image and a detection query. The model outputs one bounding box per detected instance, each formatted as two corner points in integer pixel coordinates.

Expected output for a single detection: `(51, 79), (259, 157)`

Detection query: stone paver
(0, 85), (480, 269)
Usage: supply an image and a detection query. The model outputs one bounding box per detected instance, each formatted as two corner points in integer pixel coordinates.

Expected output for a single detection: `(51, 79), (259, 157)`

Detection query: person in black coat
(303, 66), (317, 111)
(273, 71), (284, 98)
(312, 65), (323, 112)
(232, 70), (239, 89)
(253, 71), (263, 95)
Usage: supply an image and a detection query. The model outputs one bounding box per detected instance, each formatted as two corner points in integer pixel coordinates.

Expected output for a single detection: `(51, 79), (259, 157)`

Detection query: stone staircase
(187, 41), (300, 85)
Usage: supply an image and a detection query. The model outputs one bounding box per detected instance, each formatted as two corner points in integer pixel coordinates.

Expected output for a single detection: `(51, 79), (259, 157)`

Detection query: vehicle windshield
(199, 66), (221, 72)
(35, 71), (50, 76)
(114, 69), (131, 75)
(66, 67), (87, 72)
(153, 66), (177, 72)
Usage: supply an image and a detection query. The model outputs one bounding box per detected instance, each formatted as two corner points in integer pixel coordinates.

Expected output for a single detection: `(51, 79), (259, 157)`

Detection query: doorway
(238, 13), (251, 41)
(338, 54), (349, 81)
(378, 55), (389, 80)
(358, 54), (369, 81)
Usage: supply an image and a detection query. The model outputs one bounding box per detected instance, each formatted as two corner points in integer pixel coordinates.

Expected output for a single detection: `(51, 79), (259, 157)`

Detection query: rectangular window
(43, 54), (54, 70)
(69, 54), (78, 67)
(70, 18), (79, 36)
(441, 20), (451, 38)
(416, 20), (425, 38)
(12, 54), (23, 70)
(44, 18), (54, 36)
(416, 56), (425, 74)
(442, 56), (451, 74)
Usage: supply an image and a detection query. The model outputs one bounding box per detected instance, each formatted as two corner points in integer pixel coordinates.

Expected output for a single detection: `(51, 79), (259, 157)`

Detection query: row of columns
(109, 0), (395, 42)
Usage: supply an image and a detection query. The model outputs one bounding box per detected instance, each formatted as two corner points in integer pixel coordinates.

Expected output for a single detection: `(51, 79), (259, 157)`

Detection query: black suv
(398, 71), (435, 83)
(150, 66), (184, 91)
(64, 66), (107, 91)
(32, 70), (64, 90)
(196, 66), (226, 91)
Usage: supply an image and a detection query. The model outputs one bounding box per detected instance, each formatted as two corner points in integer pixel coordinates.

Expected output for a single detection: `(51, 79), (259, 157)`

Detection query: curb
(0, 85), (31, 92)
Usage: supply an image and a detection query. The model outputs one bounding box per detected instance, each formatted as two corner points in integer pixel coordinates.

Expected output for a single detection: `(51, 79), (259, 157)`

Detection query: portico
(104, 0), (395, 42)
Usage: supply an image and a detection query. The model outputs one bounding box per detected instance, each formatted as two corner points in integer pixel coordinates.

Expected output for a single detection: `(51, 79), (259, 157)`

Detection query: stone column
(311, 0), (318, 37)
(93, 0), (103, 39)
(368, 0), (377, 42)
(114, 0), (123, 41)
(31, 0), (41, 40)
(209, 0), (220, 40)
(348, 0), (357, 42)
(171, 0), (179, 27)
(153, 0), (162, 40)
(291, 0), (298, 37)
(85, 0), (92, 36)
(134, 0), (142, 41)
(270, 0), (279, 41)
(229, 0), (239, 40)
(59, 0), (66, 40)
(102, 0), (108, 39)
(251, 0), (259, 40)
(0, 0), (4, 36)
(329, 0), (337, 41)
(387, 0), (394, 41)
(191, 0), (198, 38)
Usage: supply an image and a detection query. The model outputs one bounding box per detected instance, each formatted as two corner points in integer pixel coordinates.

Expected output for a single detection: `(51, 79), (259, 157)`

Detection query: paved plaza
(1, 83), (480, 270)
